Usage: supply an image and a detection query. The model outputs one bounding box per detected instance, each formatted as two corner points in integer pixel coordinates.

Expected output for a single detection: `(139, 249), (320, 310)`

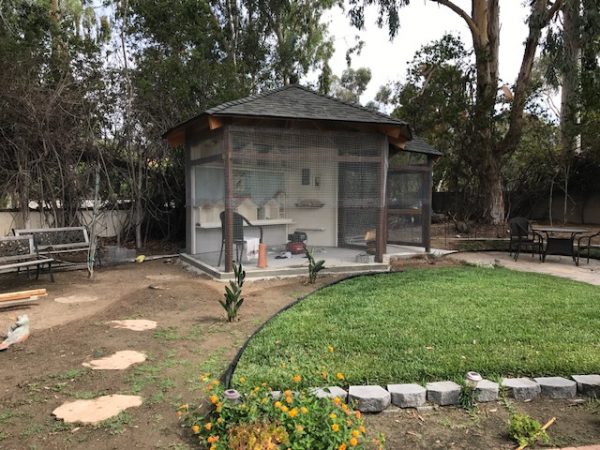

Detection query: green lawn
(233, 267), (600, 389)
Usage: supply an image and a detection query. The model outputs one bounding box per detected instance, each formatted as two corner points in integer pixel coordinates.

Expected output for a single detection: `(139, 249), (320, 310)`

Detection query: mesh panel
(227, 126), (384, 253)
(387, 170), (426, 245)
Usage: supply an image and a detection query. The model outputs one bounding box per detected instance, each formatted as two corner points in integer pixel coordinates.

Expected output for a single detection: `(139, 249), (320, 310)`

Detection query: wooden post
(184, 130), (195, 255)
(376, 136), (388, 263)
(223, 126), (234, 273)
(423, 157), (433, 253)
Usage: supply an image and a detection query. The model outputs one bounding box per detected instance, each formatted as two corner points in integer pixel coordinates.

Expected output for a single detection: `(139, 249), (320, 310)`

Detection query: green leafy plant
(507, 413), (550, 448)
(219, 262), (246, 322)
(178, 375), (381, 450)
(305, 247), (325, 284)
(459, 382), (476, 411)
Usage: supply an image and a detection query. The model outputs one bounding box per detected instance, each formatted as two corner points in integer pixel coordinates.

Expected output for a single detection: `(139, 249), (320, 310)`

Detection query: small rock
(426, 381), (460, 406)
(501, 378), (540, 401)
(534, 377), (576, 399)
(348, 385), (391, 413)
(311, 386), (348, 401)
(387, 383), (426, 408)
(571, 375), (600, 397)
(416, 405), (434, 413)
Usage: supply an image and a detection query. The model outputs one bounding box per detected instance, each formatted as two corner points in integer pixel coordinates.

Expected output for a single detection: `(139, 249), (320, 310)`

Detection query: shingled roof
(404, 136), (442, 156)
(205, 84), (408, 127)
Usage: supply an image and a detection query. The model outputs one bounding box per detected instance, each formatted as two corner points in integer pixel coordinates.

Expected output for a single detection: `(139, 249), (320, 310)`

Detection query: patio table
(532, 226), (587, 265)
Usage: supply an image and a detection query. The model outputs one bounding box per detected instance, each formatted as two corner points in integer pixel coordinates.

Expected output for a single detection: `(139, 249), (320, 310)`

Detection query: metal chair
(217, 211), (263, 267)
(508, 217), (543, 261)
(577, 230), (600, 265)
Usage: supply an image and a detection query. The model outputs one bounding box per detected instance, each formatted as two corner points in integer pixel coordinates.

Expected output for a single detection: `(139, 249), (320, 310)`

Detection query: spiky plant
(219, 262), (246, 322)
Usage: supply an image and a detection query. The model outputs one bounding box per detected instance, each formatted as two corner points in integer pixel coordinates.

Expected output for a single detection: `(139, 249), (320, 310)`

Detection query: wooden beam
(0, 289), (47, 303)
(423, 158), (433, 253)
(223, 126), (234, 273)
(208, 116), (224, 131)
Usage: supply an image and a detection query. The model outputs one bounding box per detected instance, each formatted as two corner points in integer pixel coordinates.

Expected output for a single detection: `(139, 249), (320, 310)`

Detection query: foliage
(305, 247), (326, 284)
(219, 262), (246, 322)
(507, 413), (550, 448)
(178, 376), (380, 450)
(330, 67), (372, 104)
(458, 383), (476, 411)
(234, 267), (600, 388)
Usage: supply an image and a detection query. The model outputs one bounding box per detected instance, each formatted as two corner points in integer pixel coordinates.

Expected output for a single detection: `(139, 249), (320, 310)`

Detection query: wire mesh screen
(387, 169), (426, 245)
(227, 125), (384, 252)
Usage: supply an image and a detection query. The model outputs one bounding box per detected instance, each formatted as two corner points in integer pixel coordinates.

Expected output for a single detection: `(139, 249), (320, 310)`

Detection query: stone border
(311, 375), (597, 413)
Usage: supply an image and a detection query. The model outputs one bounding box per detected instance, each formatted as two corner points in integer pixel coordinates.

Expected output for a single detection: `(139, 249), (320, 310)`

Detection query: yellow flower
(338, 444), (347, 450)
(329, 413), (337, 420)
(288, 408), (299, 418)
(336, 372), (344, 380)
(211, 380), (220, 386)
(328, 345), (334, 353)
(346, 419), (353, 426)
(285, 396), (293, 405)
(274, 401), (282, 409)
(349, 437), (358, 447)
(352, 429), (360, 438)
(239, 376), (246, 384)
(300, 406), (308, 414)
(281, 405), (289, 413)
(359, 425), (366, 434)
(261, 397), (268, 404)
(205, 422), (212, 431)
(179, 404), (189, 410)
(333, 397), (342, 406)
(292, 374), (302, 383)
(295, 424), (304, 433)
(331, 423), (340, 432)
(354, 411), (362, 419)
(191, 425), (200, 434)
(217, 417), (224, 424)
(342, 403), (349, 411)
(210, 447), (216, 450)
(209, 395), (219, 404)
(284, 390), (292, 397)
(262, 382), (267, 387)
(215, 402), (223, 413)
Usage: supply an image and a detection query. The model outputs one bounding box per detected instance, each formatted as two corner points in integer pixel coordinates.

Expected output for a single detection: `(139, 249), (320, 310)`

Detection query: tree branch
(431, 0), (481, 45)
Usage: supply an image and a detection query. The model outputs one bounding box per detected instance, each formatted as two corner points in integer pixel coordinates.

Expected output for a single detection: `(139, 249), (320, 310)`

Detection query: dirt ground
(1, 259), (599, 450)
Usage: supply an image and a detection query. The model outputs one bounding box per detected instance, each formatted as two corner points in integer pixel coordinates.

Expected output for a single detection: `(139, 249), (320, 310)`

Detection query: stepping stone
(348, 385), (391, 413)
(53, 395), (142, 424)
(311, 386), (348, 401)
(572, 375), (600, 397)
(475, 380), (499, 402)
(501, 378), (541, 401)
(387, 383), (426, 408)
(55, 295), (98, 304)
(534, 377), (577, 399)
(82, 350), (146, 370)
(108, 320), (157, 331)
(426, 381), (460, 406)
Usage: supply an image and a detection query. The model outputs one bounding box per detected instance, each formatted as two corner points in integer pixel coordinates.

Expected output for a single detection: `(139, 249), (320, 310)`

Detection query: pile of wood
(0, 289), (47, 309)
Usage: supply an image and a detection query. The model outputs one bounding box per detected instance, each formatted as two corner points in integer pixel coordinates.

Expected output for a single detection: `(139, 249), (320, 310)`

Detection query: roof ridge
(207, 85), (296, 114)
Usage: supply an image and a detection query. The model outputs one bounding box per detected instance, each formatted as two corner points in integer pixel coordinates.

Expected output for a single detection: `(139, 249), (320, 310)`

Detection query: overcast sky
(320, 1), (531, 104)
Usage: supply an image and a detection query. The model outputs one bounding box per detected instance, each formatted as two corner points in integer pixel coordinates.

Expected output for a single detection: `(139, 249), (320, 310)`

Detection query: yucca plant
(305, 248), (325, 284)
(220, 262), (246, 322)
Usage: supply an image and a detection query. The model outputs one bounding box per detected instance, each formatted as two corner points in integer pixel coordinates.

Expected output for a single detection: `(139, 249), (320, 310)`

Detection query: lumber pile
(0, 289), (47, 309)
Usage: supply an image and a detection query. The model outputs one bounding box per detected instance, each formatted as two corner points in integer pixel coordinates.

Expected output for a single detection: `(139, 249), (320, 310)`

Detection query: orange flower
(215, 402), (223, 413)
(322, 371), (328, 380)
(288, 408), (299, 418)
(331, 423), (340, 432)
(205, 422), (212, 431)
(179, 404), (189, 410)
(336, 372), (344, 380)
(349, 437), (358, 447)
(292, 374), (302, 383)
(338, 444), (347, 450)
(209, 395), (219, 404)
(281, 405), (289, 413)
(191, 425), (200, 434)
(354, 411), (362, 419)
(176, 411), (183, 418)
(210, 447), (216, 450)
(341, 403), (349, 411)
(300, 406), (308, 414)
(285, 396), (293, 404)
(284, 390), (292, 397)
(274, 401), (282, 409)
(333, 397), (342, 406)
(359, 425), (366, 434)
(207, 435), (220, 443)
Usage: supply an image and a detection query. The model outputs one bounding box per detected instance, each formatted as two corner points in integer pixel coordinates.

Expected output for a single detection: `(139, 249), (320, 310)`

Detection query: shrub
(179, 375), (383, 449)
(219, 262), (245, 322)
(305, 247), (325, 284)
(507, 413), (550, 448)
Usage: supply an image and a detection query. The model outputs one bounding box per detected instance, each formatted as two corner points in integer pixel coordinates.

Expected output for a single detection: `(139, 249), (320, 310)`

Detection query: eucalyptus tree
(349, 0), (563, 224)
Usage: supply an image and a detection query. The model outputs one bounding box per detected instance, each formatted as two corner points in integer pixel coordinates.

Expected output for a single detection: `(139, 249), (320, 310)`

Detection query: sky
(320, 1), (532, 104)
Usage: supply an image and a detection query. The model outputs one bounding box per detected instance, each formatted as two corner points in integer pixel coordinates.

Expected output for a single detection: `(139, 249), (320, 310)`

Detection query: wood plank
(0, 289), (47, 303)
(0, 298), (43, 309)
(208, 116), (224, 131)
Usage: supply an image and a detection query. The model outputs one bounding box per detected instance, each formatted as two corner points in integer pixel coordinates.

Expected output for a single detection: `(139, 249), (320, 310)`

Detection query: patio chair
(508, 217), (543, 261)
(577, 230), (600, 265)
(217, 211), (263, 267)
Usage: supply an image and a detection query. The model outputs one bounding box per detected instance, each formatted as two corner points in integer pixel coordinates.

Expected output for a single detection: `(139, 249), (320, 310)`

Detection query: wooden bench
(13, 227), (94, 264)
(0, 236), (54, 281)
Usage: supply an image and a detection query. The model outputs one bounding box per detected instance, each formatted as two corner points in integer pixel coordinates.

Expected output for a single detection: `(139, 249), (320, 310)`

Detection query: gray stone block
(270, 391), (282, 400)
(475, 380), (499, 402)
(572, 375), (600, 397)
(311, 386), (348, 401)
(348, 385), (391, 413)
(387, 383), (426, 408)
(425, 381), (461, 406)
(501, 378), (541, 401)
(534, 377), (576, 399)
